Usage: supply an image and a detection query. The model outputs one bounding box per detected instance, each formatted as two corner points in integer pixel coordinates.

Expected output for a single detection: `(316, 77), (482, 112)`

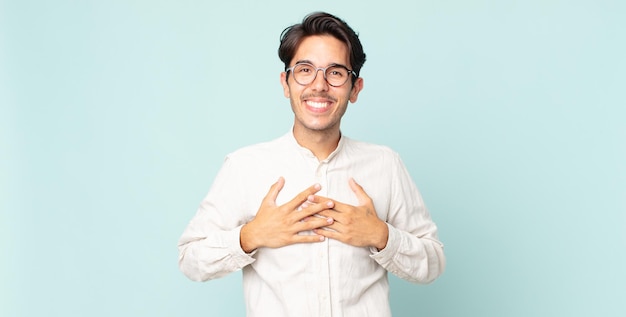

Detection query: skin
(281, 35), (362, 160)
(303, 178), (389, 250)
(239, 35), (388, 253)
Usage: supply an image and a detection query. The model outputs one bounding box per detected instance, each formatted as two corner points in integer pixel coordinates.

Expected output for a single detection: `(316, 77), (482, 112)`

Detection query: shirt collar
(285, 129), (346, 163)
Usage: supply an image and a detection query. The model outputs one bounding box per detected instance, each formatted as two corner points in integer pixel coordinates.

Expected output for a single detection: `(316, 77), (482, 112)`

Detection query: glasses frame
(285, 62), (357, 87)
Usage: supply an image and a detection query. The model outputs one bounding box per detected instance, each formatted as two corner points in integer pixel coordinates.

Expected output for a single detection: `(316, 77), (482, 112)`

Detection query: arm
(177, 157), (254, 282)
(178, 159), (334, 282)
(313, 154), (445, 284)
(372, 154), (445, 284)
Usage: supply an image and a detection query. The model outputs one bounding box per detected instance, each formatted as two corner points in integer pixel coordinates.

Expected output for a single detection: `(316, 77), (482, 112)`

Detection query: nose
(310, 68), (329, 91)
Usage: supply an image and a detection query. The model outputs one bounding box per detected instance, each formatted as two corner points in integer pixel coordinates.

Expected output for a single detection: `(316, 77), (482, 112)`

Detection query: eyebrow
(294, 60), (351, 70)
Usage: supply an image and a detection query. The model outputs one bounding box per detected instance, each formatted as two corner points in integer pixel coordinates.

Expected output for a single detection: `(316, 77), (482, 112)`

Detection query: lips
(302, 94), (336, 113)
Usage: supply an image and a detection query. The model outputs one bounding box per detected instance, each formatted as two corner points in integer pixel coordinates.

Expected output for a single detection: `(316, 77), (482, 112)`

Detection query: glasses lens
(293, 64), (316, 85)
(325, 66), (349, 86)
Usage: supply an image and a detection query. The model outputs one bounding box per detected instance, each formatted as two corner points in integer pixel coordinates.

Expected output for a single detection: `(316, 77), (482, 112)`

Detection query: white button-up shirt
(178, 132), (445, 317)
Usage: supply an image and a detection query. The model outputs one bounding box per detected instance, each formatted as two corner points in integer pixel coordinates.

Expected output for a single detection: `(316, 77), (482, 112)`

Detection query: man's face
(280, 35), (363, 135)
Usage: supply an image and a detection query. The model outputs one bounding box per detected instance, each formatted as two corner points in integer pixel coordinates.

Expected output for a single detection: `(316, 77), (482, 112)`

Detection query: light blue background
(2, 0), (625, 316)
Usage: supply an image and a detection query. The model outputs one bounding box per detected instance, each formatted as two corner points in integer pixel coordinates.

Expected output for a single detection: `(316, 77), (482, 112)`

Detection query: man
(178, 12), (445, 317)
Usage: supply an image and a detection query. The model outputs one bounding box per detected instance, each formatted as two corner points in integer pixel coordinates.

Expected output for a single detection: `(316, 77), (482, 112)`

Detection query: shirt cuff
(369, 223), (400, 265)
(228, 225), (257, 267)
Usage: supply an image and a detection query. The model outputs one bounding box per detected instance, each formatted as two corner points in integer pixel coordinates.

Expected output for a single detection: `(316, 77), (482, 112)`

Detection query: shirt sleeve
(370, 153), (446, 284)
(177, 156), (257, 282)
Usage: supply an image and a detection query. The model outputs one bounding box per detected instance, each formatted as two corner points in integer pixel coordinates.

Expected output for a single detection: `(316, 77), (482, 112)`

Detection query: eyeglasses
(286, 62), (356, 87)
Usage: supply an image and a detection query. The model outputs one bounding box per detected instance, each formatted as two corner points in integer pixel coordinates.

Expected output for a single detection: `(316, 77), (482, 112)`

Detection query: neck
(292, 125), (341, 161)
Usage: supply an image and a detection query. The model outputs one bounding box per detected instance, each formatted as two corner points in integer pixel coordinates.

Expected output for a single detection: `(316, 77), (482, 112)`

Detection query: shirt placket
(315, 160), (332, 317)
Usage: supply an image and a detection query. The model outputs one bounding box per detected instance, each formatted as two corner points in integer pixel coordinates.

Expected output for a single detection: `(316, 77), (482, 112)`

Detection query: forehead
(292, 35), (350, 67)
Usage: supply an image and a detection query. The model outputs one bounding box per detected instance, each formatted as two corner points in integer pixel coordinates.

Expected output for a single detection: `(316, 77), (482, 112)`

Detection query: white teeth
(307, 101), (328, 109)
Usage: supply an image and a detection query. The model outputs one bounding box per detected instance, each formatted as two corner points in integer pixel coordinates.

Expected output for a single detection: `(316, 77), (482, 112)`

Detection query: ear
(349, 77), (364, 103)
(280, 72), (290, 98)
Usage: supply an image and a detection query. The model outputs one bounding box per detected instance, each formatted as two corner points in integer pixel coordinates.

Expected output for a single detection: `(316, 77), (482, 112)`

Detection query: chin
(304, 122), (339, 132)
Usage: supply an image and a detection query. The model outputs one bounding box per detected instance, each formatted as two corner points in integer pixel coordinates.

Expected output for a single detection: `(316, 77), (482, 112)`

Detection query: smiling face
(280, 35), (363, 138)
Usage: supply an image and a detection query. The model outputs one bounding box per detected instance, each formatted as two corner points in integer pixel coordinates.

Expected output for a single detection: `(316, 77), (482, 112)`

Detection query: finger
(316, 208), (340, 220)
(296, 216), (334, 231)
(263, 177), (285, 206)
(307, 194), (331, 204)
(318, 221), (344, 233)
(296, 201), (335, 222)
(291, 234), (326, 243)
(297, 201), (311, 211)
(283, 183), (322, 210)
(313, 228), (342, 241)
(310, 195), (350, 214)
(307, 195), (338, 213)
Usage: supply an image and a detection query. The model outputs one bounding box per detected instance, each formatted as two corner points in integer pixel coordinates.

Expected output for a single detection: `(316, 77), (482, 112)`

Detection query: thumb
(349, 178), (370, 205)
(264, 177), (285, 206)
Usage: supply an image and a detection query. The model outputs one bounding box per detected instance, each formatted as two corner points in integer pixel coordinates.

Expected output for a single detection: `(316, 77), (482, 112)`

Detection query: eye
(327, 68), (346, 78)
(296, 64), (314, 73)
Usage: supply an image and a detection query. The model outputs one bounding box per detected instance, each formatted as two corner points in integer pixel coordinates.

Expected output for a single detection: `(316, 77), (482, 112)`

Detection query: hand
(312, 178), (389, 250)
(240, 177), (335, 253)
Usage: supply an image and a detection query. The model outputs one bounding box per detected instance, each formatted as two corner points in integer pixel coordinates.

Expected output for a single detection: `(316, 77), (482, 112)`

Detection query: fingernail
(314, 184), (321, 190)
(327, 217), (334, 224)
(326, 201), (333, 208)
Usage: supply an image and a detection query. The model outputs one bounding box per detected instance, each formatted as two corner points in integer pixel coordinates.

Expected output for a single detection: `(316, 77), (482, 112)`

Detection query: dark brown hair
(278, 12), (366, 83)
